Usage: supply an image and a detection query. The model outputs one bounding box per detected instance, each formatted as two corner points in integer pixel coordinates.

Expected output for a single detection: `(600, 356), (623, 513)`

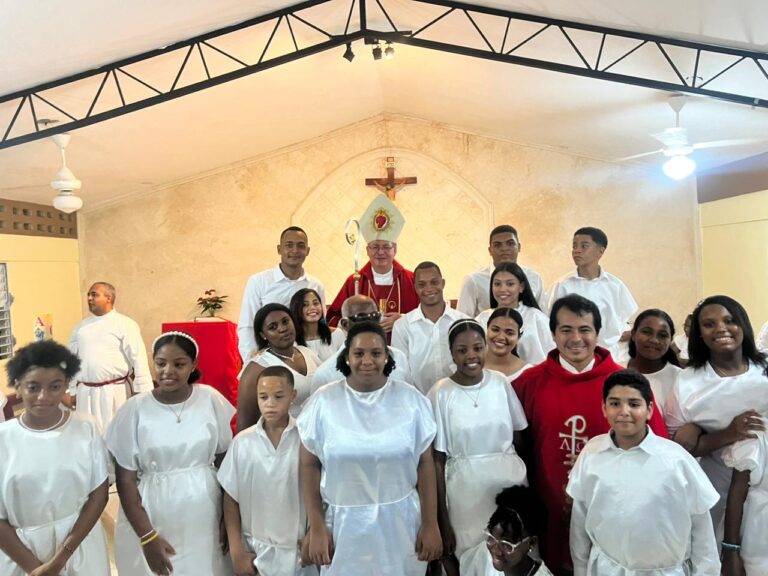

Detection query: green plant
(196, 289), (227, 317)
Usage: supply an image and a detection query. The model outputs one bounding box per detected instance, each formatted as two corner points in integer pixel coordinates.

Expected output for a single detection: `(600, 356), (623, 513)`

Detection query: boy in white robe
(218, 365), (312, 576)
(567, 370), (720, 576)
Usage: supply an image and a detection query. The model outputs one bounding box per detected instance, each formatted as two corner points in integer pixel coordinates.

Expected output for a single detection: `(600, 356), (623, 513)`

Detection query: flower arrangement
(196, 289), (228, 317)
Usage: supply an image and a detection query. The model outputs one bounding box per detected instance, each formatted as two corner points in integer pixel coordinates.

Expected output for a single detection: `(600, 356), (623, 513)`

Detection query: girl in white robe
(431, 319), (528, 576)
(482, 308), (532, 383)
(0, 340), (110, 576)
(238, 303), (320, 431)
(474, 263), (554, 366)
(664, 295), (768, 538)
(106, 331), (235, 576)
(626, 308), (682, 417)
(298, 321), (441, 575)
(290, 288), (340, 362)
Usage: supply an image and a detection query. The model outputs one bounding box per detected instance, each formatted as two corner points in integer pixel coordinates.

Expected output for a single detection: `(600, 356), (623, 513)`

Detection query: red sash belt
(79, 370), (134, 388)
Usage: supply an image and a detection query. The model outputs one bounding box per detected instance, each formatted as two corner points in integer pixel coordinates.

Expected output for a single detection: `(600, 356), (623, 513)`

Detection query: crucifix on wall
(365, 157), (417, 201)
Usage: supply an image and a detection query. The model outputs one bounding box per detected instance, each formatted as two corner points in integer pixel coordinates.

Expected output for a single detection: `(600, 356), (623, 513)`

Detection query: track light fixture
(342, 42), (355, 62)
(385, 42), (395, 60)
(372, 41), (382, 61)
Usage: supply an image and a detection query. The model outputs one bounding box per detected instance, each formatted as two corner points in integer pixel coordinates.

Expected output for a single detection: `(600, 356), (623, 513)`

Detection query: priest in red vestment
(327, 195), (419, 336)
(513, 294), (669, 576)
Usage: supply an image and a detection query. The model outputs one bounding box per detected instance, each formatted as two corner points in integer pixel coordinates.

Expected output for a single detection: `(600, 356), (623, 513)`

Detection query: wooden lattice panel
(0, 198), (78, 239)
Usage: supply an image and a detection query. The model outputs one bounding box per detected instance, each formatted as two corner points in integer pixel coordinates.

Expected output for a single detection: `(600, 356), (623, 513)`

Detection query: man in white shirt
(457, 225), (544, 317)
(68, 282), (152, 431)
(392, 261), (468, 394)
(311, 295), (411, 391)
(237, 226), (325, 361)
(547, 227), (637, 358)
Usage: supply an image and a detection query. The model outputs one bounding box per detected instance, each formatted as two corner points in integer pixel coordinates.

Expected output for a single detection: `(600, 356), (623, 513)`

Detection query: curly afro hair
(5, 340), (81, 387)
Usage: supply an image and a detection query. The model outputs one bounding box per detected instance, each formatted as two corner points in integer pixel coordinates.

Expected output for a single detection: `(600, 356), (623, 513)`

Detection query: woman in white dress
(475, 263), (554, 365)
(626, 308), (681, 418)
(463, 486), (552, 576)
(0, 340), (109, 576)
(430, 319), (528, 576)
(106, 331), (235, 576)
(238, 303), (320, 431)
(299, 320), (442, 575)
(665, 295), (768, 538)
(290, 288), (340, 362)
(483, 308), (532, 382)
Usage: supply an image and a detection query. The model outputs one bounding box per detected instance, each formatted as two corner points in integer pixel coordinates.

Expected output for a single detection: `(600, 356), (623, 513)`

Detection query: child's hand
(232, 548), (257, 576)
(727, 410), (765, 443)
(142, 535), (176, 576)
(308, 525), (334, 565)
(416, 522), (443, 562)
(721, 549), (745, 576)
(440, 522), (456, 556)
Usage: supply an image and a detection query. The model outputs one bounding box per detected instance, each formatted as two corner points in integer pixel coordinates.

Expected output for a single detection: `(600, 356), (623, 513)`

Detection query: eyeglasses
(346, 311), (382, 323)
(367, 243), (395, 253)
(483, 529), (529, 555)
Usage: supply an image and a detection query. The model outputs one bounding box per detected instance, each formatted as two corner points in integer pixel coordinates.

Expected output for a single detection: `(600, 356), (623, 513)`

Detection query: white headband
(152, 331), (199, 359)
(448, 318), (484, 337)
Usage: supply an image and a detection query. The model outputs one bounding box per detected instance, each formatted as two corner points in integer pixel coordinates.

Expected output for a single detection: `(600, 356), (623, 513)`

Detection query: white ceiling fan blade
(692, 138), (768, 150)
(652, 127), (689, 148)
(615, 149), (664, 162)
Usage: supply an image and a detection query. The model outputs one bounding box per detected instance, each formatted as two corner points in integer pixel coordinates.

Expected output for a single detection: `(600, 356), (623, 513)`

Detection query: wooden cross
(365, 157), (417, 201)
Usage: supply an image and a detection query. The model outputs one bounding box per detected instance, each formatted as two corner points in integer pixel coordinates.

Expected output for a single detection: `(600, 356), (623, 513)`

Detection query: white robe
(305, 337), (341, 363)
(68, 309), (152, 432)
(722, 430), (768, 574)
(460, 545), (554, 576)
(105, 385), (235, 576)
(642, 362), (681, 416)
(428, 370), (528, 565)
(664, 362), (768, 534)
(0, 412), (110, 576)
(218, 417), (313, 576)
(244, 346), (320, 417)
(297, 379), (436, 576)
(476, 303), (555, 366)
(566, 429), (720, 576)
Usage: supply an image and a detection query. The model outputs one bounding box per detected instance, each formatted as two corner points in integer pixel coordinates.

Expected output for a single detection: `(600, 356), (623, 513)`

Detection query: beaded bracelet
(140, 531), (160, 547)
(721, 542), (741, 551)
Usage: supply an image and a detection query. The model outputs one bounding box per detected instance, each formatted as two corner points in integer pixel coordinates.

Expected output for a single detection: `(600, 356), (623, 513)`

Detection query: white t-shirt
(391, 304), (468, 394)
(457, 265), (545, 317)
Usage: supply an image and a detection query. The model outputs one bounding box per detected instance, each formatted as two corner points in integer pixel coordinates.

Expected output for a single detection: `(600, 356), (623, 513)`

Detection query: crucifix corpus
(365, 157), (417, 201)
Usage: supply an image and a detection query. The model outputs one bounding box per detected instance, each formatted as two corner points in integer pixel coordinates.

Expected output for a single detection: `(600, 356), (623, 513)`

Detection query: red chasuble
(512, 348), (669, 576)
(326, 260), (419, 328)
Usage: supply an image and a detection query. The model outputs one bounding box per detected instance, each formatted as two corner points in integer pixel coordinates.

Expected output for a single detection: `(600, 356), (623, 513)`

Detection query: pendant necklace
(20, 408), (67, 432)
(159, 388), (192, 424)
(459, 386), (481, 408)
(268, 347), (296, 362)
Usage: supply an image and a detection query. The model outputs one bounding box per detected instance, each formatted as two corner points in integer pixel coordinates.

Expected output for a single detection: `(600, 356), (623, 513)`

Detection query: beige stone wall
(79, 115), (700, 347)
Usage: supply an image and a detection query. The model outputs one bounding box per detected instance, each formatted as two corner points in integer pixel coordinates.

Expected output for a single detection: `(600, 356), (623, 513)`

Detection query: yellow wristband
(140, 532), (160, 547)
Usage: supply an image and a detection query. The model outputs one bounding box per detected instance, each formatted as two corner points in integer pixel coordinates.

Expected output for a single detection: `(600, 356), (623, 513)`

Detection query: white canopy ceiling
(1, 0), (767, 208)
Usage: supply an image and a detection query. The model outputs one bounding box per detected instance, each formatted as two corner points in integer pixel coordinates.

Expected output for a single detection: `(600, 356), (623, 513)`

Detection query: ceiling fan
(49, 131), (84, 213)
(618, 94), (765, 180)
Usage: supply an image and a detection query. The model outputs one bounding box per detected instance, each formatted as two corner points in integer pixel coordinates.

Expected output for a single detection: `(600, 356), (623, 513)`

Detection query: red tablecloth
(161, 320), (241, 409)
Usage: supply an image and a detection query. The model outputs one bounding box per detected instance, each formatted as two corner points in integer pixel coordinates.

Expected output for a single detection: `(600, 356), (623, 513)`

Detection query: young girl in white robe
(475, 263), (554, 366)
(482, 308), (532, 382)
(0, 340), (110, 576)
(430, 319), (528, 576)
(664, 296), (768, 537)
(106, 331), (235, 576)
(290, 288), (340, 362)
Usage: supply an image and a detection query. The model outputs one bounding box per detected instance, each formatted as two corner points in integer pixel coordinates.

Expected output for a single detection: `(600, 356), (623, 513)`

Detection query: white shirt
(673, 334), (689, 360)
(567, 429), (720, 576)
(559, 355), (595, 374)
(758, 321), (768, 353)
(310, 345), (412, 393)
(641, 362), (681, 416)
(457, 265), (545, 317)
(547, 269), (637, 356)
(217, 417), (305, 576)
(237, 265), (325, 361)
(391, 304), (468, 394)
(476, 303), (555, 365)
(245, 346), (320, 418)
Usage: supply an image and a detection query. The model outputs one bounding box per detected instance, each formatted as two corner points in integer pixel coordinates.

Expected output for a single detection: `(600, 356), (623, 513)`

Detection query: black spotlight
(372, 43), (383, 61)
(343, 42), (355, 62)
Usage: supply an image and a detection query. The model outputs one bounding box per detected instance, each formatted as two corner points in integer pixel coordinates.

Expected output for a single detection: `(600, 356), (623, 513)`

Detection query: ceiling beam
(1, 0), (767, 150)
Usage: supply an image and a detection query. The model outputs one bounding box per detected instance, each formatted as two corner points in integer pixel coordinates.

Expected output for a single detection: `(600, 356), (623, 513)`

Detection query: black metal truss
(2, 0), (767, 150)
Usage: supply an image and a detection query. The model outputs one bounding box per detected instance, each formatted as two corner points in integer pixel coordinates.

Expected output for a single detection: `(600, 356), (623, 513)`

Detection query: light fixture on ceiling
(372, 41), (382, 61)
(662, 155), (696, 180)
(50, 133), (84, 214)
(384, 42), (394, 60)
(342, 42), (355, 62)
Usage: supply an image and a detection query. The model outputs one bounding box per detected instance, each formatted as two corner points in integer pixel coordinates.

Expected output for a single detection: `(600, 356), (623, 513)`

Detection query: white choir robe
(310, 345), (411, 393)
(237, 265), (325, 361)
(664, 362), (768, 536)
(305, 334), (342, 363)
(476, 303), (555, 366)
(391, 304), (468, 394)
(297, 379), (436, 576)
(105, 385), (235, 576)
(242, 346), (320, 417)
(428, 370), (528, 565)
(0, 412), (110, 576)
(68, 309), (152, 432)
(722, 430), (768, 574)
(217, 417), (314, 576)
(641, 362), (681, 417)
(566, 429), (721, 576)
(457, 265), (545, 317)
(460, 545), (554, 576)
(546, 269), (637, 358)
